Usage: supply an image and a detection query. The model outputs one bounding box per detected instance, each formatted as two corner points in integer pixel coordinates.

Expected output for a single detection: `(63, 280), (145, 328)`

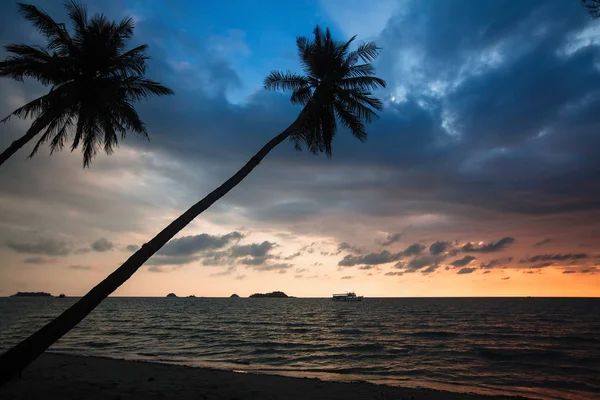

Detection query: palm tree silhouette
(0, 25), (386, 385)
(0, 1), (173, 168)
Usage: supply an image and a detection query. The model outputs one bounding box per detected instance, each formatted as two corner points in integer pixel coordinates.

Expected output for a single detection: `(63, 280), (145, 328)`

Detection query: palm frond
(347, 63), (375, 77)
(264, 71), (309, 91)
(290, 86), (313, 105)
(346, 42), (380, 65)
(65, 0), (87, 34)
(341, 76), (387, 91)
(334, 101), (367, 142)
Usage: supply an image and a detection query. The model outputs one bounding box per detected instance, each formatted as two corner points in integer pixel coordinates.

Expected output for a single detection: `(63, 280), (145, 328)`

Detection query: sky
(0, 0), (599, 298)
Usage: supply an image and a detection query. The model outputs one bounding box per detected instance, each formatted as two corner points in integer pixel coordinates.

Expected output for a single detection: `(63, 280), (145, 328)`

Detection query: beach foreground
(0, 353), (529, 400)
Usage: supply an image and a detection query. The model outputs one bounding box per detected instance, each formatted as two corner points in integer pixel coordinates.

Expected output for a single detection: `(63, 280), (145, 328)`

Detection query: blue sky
(0, 0), (599, 297)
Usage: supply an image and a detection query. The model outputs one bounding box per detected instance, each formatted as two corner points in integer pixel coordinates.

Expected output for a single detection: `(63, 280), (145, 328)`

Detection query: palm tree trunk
(0, 114), (54, 168)
(0, 113), (305, 386)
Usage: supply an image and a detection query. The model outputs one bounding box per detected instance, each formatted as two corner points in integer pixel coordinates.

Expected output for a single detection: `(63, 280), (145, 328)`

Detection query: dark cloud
(251, 263), (292, 272)
(401, 243), (426, 257)
(338, 250), (401, 267)
(147, 255), (202, 266)
(385, 271), (403, 276)
(422, 264), (440, 274)
(520, 253), (588, 263)
(429, 241), (452, 255)
(7, 238), (71, 256)
(381, 233), (403, 246)
(68, 265), (91, 271)
(533, 238), (552, 247)
(341, 276), (353, 280)
(397, 254), (446, 273)
(461, 237), (515, 253)
(125, 244), (140, 252)
(480, 257), (513, 269)
(483, 270), (491, 274)
(359, 265), (374, 270)
(457, 267), (476, 275)
(501, 277), (510, 280)
(338, 242), (363, 254)
(159, 232), (243, 257)
(450, 255), (476, 268)
(91, 238), (113, 252)
(230, 241), (276, 258)
(23, 256), (57, 264)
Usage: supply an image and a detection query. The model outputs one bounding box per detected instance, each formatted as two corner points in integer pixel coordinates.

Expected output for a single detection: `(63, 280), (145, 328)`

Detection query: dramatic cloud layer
(0, 0), (599, 297)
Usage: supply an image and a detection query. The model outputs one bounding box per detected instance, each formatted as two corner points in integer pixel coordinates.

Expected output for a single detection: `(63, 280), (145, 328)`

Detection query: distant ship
(332, 292), (363, 301)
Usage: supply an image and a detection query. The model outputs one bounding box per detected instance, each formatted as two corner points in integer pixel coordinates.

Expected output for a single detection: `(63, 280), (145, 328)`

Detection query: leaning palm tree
(0, 25), (386, 385)
(0, 1), (173, 168)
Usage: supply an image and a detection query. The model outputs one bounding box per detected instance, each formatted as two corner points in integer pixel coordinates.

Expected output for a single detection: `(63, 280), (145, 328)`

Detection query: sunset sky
(0, 0), (599, 298)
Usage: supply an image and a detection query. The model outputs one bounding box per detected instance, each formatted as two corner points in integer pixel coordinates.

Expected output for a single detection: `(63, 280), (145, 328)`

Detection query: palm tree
(0, 1), (173, 168)
(0, 25), (386, 385)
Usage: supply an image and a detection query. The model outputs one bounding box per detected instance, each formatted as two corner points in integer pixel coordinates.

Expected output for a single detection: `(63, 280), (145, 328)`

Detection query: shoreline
(0, 353), (531, 400)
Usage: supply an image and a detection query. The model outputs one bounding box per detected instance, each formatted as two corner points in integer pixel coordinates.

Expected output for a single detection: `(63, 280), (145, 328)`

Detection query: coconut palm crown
(264, 26), (386, 155)
(0, 1), (173, 167)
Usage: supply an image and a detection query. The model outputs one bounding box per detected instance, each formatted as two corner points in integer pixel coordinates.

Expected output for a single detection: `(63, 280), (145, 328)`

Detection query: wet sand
(0, 353), (530, 400)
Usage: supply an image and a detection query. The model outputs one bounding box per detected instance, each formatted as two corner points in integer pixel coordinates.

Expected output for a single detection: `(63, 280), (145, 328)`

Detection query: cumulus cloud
(457, 267), (476, 275)
(338, 250), (401, 267)
(230, 241), (275, 258)
(160, 232), (243, 257)
(7, 238), (71, 256)
(520, 253), (588, 263)
(429, 241), (452, 255)
(461, 237), (515, 253)
(400, 243), (426, 257)
(381, 233), (403, 246)
(338, 242), (363, 254)
(91, 238), (113, 252)
(450, 255), (476, 268)
(480, 257), (513, 269)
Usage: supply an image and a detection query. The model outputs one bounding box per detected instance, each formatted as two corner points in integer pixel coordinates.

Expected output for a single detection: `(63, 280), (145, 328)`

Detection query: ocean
(0, 297), (598, 399)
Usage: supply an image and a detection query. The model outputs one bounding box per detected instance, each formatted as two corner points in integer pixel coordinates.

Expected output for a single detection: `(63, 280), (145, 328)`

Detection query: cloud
(400, 243), (426, 257)
(397, 254), (446, 273)
(338, 250), (401, 267)
(159, 232), (243, 257)
(461, 237), (515, 253)
(359, 265), (374, 270)
(125, 244), (140, 252)
(533, 238), (552, 247)
(23, 256), (58, 264)
(450, 255), (476, 268)
(501, 277), (510, 280)
(235, 274), (246, 280)
(429, 241), (452, 255)
(480, 257), (513, 269)
(210, 266), (237, 277)
(7, 238), (71, 256)
(422, 264), (439, 274)
(338, 242), (363, 254)
(230, 241), (275, 258)
(381, 233), (402, 246)
(250, 263), (293, 272)
(385, 271), (403, 276)
(68, 265), (91, 271)
(341, 276), (353, 279)
(457, 267), (476, 275)
(91, 238), (113, 252)
(520, 253), (588, 263)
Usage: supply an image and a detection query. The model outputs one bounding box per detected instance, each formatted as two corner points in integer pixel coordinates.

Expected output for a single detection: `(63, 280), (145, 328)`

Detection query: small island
(166, 293), (177, 298)
(188, 295), (196, 298)
(10, 292), (52, 297)
(230, 293), (240, 298)
(249, 291), (289, 298)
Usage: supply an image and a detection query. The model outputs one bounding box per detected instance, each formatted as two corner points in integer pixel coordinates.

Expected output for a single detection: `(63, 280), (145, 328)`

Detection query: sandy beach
(0, 353), (531, 400)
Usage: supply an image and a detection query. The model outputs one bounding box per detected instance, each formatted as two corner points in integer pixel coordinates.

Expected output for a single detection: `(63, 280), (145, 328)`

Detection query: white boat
(332, 292), (363, 301)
